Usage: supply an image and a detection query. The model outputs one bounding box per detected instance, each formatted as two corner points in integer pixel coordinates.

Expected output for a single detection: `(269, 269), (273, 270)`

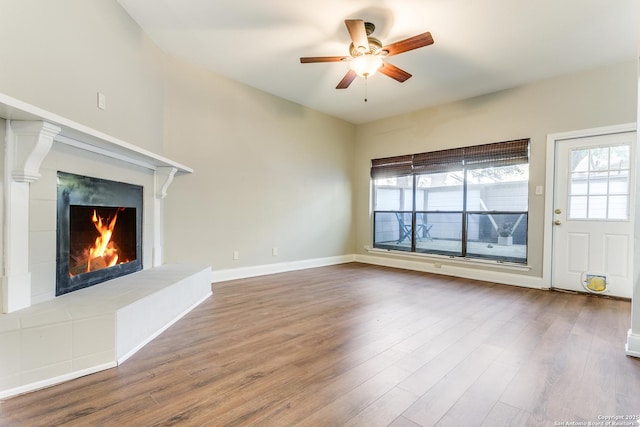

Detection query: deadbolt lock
(554, 208), (562, 214)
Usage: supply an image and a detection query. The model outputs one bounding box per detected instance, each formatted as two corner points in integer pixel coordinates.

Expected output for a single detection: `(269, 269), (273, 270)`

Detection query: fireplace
(0, 115), (210, 400)
(56, 172), (143, 296)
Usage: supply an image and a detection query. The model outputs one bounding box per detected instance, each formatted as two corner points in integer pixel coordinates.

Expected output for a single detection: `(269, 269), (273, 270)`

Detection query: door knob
(554, 220), (561, 225)
(554, 208), (562, 214)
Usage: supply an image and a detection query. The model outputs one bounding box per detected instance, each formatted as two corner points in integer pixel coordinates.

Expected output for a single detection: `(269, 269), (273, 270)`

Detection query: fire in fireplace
(68, 206), (137, 276)
(56, 172), (143, 296)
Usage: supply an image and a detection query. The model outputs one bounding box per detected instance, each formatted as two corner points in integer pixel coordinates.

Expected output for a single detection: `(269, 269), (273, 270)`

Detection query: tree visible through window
(372, 139), (529, 263)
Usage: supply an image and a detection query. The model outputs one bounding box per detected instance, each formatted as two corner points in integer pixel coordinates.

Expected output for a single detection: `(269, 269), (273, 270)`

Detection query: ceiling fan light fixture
(349, 54), (383, 78)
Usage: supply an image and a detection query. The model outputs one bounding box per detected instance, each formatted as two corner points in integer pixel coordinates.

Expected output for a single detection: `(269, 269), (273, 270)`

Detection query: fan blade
(300, 56), (349, 63)
(379, 62), (412, 82)
(345, 19), (369, 52)
(336, 70), (357, 89)
(382, 32), (434, 57)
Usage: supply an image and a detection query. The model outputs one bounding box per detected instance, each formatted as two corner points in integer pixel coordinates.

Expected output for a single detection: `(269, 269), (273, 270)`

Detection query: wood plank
(434, 361), (519, 426)
(345, 386), (419, 427)
(402, 344), (502, 425)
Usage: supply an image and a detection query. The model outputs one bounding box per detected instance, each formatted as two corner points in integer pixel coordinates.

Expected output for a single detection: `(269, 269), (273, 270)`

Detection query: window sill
(364, 246), (532, 272)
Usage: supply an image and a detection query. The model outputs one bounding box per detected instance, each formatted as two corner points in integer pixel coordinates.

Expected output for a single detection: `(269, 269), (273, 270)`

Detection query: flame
(86, 208), (121, 273)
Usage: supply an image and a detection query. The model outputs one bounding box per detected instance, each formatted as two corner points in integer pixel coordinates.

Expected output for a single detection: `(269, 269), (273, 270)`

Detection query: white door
(551, 131), (635, 298)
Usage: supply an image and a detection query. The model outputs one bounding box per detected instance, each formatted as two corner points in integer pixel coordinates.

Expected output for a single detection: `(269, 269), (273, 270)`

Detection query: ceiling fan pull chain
(364, 75), (368, 102)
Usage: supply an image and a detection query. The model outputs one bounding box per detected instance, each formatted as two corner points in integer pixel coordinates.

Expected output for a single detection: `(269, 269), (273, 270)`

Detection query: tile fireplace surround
(0, 93), (212, 398)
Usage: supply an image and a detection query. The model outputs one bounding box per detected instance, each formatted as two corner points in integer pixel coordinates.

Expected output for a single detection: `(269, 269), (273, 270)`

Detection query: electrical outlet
(97, 92), (106, 110)
(272, 247), (278, 257)
(233, 250), (239, 260)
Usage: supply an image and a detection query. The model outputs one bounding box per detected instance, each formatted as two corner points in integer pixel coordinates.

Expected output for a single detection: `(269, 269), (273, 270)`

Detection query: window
(568, 144), (630, 220)
(372, 139), (529, 263)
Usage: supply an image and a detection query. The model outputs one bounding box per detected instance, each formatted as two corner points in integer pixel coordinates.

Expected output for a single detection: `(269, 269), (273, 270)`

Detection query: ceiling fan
(300, 19), (434, 89)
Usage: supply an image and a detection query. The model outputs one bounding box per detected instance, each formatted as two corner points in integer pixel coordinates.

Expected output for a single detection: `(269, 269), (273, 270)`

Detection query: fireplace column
(153, 166), (177, 267)
(2, 120), (61, 313)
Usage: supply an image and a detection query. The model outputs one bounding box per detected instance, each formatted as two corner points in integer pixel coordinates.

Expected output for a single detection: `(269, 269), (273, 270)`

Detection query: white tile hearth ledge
(0, 93), (212, 398)
(0, 265), (212, 399)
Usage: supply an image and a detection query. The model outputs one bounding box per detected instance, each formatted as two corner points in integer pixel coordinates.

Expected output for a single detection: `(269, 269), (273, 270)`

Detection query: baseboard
(0, 362), (116, 400)
(625, 329), (640, 358)
(210, 253), (545, 290)
(210, 255), (356, 283)
(354, 253), (546, 289)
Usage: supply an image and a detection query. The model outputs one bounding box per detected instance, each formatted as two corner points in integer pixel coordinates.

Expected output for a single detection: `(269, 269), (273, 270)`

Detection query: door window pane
(610, 145), (630, 169)
(588, 196), (607, 219)
(569, 178), (589, 196)
(590, 147), (609, 170)
(608, 196), (628, 220)
(609, 170), (629, 194)
(569, 196), (588, 219)
(588, 172), (608, 195)
(572, 149), (589, 171)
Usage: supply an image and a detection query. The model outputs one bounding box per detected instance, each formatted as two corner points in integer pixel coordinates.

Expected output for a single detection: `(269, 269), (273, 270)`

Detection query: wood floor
(1, 263), (639, 426)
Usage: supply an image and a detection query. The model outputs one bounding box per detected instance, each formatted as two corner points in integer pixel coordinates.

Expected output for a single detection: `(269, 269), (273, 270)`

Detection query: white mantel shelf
(0, 92), (192, 174)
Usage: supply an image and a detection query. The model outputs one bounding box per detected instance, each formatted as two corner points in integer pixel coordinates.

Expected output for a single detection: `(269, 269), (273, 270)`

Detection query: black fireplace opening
(56, 172), (143, 296)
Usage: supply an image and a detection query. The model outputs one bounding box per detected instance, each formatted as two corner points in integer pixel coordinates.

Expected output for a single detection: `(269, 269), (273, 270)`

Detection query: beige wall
(354, 60), (637, 278)
(0, 0), (165, 153)
(162, 57), (356, 269)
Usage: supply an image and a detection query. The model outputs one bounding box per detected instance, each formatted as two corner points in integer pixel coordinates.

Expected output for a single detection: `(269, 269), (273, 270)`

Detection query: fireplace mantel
(1, 92), (193, 313)
(0, 92), (192, 174)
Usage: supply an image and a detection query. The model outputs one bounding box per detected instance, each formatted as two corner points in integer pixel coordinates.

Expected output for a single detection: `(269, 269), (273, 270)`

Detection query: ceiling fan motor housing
(349, 22), (384, 56)
(349, 37), (383, 56)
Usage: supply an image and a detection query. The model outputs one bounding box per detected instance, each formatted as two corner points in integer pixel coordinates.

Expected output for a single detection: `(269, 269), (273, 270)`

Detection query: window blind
(413, 147), (464, 174)
(463, 138), (529, 168)
(370, 138), (529, 178)
(370, 155), (413, 179)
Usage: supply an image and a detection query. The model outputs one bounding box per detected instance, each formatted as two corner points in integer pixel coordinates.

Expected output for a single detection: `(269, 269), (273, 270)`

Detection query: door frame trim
(543, 122), (637, 288)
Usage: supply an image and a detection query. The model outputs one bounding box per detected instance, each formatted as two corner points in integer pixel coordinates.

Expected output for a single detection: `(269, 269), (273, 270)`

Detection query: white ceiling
(118, 0), (638, 124)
